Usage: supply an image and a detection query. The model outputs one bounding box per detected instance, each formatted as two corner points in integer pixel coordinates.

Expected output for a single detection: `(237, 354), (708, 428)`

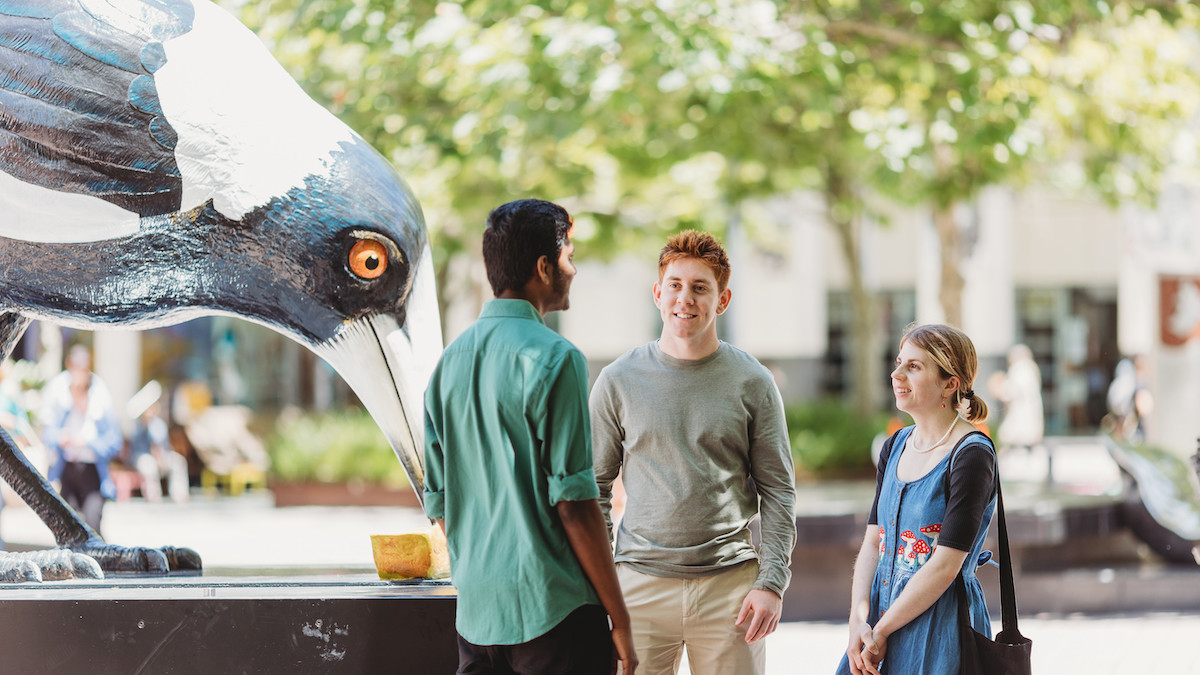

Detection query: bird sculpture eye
(349, 239), (388, 279)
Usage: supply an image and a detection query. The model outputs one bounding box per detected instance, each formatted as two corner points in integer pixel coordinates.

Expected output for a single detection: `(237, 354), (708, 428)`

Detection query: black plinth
(0, 574), (458, 673)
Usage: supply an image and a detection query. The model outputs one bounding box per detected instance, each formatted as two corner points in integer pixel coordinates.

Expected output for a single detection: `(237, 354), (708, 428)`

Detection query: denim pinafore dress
(836, 426), (996, 674)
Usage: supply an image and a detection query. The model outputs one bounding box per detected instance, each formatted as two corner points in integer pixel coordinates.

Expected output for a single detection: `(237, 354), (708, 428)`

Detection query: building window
(1015, 287), (1117, 433)
(824, 290), (916, 402)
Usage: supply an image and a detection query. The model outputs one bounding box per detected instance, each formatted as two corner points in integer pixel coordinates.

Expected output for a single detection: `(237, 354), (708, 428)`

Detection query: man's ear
(715, 287), (732, 315)
(535, 254), (553, 285)
(652, 281), (662, 308)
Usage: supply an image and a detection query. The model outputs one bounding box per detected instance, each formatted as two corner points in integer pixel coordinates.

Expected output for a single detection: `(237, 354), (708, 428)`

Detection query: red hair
(658, 230), (731, 291)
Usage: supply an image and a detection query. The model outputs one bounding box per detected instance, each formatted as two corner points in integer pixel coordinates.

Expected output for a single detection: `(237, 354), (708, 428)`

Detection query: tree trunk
(933, 202), (964, 328)
(825, 166), (878, 413)
(932, 143), (966, 328)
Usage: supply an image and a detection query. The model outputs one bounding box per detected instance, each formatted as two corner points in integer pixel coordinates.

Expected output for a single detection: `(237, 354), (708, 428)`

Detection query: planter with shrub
(786, 399), (890, 479)
(267, 407), (418, 507)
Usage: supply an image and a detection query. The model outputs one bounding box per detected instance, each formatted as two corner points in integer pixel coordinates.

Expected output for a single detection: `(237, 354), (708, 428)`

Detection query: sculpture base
(0, 573), (458, 672)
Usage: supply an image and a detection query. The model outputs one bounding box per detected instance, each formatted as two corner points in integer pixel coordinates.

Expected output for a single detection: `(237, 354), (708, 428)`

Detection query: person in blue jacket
(41, 346), (122, 534)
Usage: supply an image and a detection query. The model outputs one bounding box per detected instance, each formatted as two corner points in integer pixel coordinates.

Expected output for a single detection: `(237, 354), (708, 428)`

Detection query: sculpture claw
(0, 557), (41, 583)
(160, 545), (203, 572)
(67, 541), (203, 575)
(0, 542), (202, 582)
(71, 539), (169, 575)
(0, 549), (104, 582)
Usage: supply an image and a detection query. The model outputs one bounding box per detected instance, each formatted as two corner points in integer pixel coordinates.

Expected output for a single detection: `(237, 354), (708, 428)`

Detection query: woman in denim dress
(837, 324), (997, 675)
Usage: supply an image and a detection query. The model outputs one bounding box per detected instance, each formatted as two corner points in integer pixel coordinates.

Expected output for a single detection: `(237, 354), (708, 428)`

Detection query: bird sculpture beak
(312, 247), (443, 508)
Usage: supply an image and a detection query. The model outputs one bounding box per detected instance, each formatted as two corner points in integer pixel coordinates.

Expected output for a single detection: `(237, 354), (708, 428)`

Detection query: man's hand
(735, 588), (782, 643)
(611, 624), (638, 674)
(556, 501), (638, 673)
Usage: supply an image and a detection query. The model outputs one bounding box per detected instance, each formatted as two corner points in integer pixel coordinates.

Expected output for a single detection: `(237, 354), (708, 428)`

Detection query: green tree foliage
(1025, 6), (1200, 205)
(775, 2), (1200, 411)
(804, 1), (1200, 328)
(225, 0), (1200, 415)
(227, 1), (760, 268)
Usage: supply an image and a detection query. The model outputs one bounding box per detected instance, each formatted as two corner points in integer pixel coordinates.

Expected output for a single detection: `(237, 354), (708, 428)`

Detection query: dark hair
(658, 230), (732, 291)
(900, 322), (990, 423)
(482, 199), (573, 295)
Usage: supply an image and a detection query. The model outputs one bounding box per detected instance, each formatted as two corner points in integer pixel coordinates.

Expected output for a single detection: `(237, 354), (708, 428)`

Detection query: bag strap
(992, 480), (1024, 640)
(949, 438), (1025, 642)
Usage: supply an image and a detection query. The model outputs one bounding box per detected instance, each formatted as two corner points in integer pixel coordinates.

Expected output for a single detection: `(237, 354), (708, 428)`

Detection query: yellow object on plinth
(370, 528), (450, 580)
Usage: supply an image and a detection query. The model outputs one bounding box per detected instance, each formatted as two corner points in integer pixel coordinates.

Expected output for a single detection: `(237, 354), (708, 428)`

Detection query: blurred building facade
(14, 183), (1200, 458)
(554, 183), (1200, 457)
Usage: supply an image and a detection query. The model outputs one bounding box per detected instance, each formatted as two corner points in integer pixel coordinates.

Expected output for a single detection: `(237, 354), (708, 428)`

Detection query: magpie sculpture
(0, 0), (442, 580)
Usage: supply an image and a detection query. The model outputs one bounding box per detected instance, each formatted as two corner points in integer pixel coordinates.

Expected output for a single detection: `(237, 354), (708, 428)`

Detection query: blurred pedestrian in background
(992, 344), (1044, 455)
(0, 360), (43, 475)
(0, 359), (44, 549)
(1106, 356), (1153, 444)
(127, 380), (190, 503)
(40, 345), (121, 533)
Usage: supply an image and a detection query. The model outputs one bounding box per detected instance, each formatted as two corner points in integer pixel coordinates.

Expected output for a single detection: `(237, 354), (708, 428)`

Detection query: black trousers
(457, 604), (615, 675)
(59, 461), (104, 533)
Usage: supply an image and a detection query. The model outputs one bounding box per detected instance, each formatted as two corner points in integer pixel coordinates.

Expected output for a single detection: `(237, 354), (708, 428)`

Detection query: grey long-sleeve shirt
(590, 341), (797, 597)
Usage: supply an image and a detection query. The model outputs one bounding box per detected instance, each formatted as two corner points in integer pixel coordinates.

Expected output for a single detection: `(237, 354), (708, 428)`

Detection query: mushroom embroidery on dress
(897, 530), (916, 566)
(912, 539), (932, 565)
(895, 525), (941, 568)
(920, 523), (942, 549)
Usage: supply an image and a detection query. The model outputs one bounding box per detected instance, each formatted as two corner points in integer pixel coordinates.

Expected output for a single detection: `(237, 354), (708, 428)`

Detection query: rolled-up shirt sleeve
(540, 349), (600, 506)
(548, 465), (601, 505)
(422, 379), (447, 521)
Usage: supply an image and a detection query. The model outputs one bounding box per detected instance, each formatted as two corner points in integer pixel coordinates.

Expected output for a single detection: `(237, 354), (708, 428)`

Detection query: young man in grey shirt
(590, 230), (796, 675)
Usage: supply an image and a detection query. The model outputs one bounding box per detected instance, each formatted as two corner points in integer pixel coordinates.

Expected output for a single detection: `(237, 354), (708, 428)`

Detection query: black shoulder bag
(949, 438), (1033, 675)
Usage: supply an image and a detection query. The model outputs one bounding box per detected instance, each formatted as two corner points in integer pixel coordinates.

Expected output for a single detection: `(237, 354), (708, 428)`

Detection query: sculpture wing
(0, 0), (194, 220)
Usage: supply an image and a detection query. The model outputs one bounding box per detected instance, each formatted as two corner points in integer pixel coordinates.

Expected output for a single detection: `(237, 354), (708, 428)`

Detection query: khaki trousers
(617, 561), (766, 675)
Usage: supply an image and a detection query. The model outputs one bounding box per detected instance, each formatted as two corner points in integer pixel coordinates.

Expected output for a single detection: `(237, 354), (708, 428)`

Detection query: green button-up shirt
(423, 299), (601, 645)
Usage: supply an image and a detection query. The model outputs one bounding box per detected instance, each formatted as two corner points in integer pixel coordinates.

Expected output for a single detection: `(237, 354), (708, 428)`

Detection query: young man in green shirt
(590, 230), (796, 674)
(424, 199), (637, 675)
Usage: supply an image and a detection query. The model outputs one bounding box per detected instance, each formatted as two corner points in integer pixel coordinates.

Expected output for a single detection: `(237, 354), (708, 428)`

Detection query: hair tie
(963, 389), (975, 399)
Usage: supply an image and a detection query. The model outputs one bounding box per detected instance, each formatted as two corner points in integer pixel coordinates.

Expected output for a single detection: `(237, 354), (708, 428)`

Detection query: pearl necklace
(909, 415), (963, 453)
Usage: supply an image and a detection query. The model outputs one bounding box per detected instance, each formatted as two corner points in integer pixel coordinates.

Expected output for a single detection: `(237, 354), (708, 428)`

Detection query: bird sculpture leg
(0, 315), (201, 580)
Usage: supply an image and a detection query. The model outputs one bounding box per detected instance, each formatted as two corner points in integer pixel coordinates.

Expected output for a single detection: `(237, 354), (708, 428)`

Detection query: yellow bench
(201, 461), (266, 497)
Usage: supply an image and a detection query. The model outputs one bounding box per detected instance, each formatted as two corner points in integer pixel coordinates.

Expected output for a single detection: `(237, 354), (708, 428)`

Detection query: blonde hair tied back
(900, 322), (990, 423)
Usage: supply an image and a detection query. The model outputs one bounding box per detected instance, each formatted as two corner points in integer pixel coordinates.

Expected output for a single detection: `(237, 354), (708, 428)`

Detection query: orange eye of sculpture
(349, 239), (388, 279)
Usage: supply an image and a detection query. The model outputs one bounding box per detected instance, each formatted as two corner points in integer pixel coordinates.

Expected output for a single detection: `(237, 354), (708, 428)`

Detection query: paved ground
(765, 612), (1200, 674)
(3, 491), (1199, 673)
